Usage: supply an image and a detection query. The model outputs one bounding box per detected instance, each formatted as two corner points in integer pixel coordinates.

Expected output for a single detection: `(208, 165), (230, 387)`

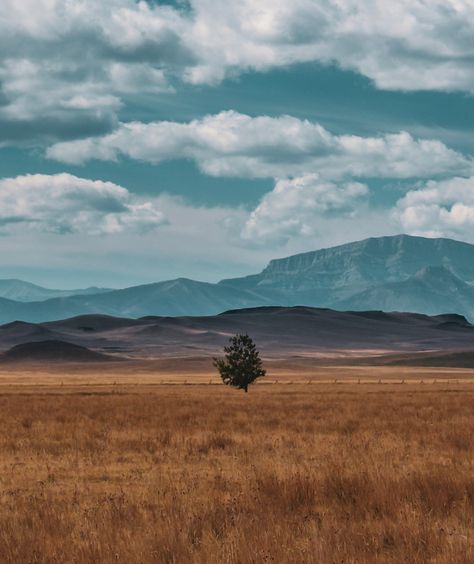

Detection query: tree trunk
(244, 384), (248, 393)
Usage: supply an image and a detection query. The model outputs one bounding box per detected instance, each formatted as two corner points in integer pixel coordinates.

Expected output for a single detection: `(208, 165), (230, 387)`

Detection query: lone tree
(213, 334), (266, 393)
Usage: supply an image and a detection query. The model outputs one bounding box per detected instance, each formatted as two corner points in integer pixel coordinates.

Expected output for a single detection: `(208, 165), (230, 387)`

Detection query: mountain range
(0, 234), (474, 323)
(0, 279), (111, 302)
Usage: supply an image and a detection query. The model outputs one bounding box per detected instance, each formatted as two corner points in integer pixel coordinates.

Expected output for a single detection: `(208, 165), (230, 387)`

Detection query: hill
(0, 307), (472, 360)
(383, 350), (474, 368)
(1, 340), (114, 363)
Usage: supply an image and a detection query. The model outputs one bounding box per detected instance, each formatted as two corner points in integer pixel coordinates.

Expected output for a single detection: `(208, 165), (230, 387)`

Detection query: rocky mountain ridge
(0, 234), (473, 322)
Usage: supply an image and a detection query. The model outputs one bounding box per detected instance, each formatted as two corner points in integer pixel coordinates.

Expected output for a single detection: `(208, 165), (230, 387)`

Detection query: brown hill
(0, 307), (473, 362)
(1, 340), (114, 363)
(383, 350), (474, 368)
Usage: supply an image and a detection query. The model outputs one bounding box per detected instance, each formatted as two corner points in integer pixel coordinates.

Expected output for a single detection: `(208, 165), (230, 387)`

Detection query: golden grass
(1, 362), (474, 392)
(0, 379), (472, 563)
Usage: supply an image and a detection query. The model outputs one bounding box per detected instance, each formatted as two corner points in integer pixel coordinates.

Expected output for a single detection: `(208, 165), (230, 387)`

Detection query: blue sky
(1, 1), (474, 288)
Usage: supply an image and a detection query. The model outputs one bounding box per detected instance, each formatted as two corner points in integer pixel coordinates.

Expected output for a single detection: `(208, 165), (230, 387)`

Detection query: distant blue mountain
(0, 279), (111, 302)
(333, 265), (474, 317)
(220, 234), (474, 305)
(0, 234), (474, 323)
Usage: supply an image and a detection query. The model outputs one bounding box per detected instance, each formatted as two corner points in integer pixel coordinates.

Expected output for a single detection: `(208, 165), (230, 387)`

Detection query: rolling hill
(0, 340), (115, 363)
(0, 306), (472, 360)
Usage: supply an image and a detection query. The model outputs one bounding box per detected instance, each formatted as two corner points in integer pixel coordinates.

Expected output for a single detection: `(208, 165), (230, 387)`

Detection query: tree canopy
(213, 334), (266, 392)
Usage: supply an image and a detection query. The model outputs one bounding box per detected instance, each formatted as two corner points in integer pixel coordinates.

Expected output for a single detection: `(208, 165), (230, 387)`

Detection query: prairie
(0, 371), (472, 563)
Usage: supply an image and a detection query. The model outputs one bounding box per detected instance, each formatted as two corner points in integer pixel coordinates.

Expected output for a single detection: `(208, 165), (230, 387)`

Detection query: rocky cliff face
(1, 234), (474, 322)
(220, 235), (474, 311)
(334, 265), (474, 318)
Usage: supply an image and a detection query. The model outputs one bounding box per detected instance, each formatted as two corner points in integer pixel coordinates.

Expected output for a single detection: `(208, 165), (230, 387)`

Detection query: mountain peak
(0, 278), (112, 303)
(265, 234), (471, 268)
(218, 234), (474, 320)
(1, 234), (474, 323)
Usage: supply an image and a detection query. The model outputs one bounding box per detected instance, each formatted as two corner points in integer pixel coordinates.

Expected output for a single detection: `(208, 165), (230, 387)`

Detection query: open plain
(0, 365), (472, 563)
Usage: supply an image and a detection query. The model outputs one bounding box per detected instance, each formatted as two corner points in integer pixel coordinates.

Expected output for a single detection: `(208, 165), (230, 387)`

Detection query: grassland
(0, 370), (472, 563)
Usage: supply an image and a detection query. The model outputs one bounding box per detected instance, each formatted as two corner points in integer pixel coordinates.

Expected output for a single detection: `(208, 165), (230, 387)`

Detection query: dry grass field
(0, 371), (473, 563)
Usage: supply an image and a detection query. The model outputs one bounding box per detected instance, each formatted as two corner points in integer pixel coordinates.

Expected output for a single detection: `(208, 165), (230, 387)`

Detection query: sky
(1, 0), (474, 288)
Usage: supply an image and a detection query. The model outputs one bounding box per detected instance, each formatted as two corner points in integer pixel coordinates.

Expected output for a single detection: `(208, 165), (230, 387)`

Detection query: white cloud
(0, 0), (190, 143)
(0, 188), (395, 288)
(3, 1), (474, 263)
(0, 173), (166, 235)
(395, 177), (474, 239)
(0, 191), (268, 288)
(2, 1), (474, 145)
(241, 174), (369, 243)
(184, 0), (474, 92)
(47, 111), (472, 180)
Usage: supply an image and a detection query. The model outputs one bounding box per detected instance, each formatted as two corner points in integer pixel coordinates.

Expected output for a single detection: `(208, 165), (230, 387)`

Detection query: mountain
(0, 278), (274, 323)
(0, 279), (111, 302)
(0, 307), (472, 361)
(334, 266), (474, 318)
(219, 234), (474, 305)
(60, 278), (274, 317)
(0, 234), (474, 323)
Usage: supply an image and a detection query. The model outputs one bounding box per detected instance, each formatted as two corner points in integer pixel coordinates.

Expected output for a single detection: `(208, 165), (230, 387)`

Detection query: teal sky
(1, 1), (474, 288)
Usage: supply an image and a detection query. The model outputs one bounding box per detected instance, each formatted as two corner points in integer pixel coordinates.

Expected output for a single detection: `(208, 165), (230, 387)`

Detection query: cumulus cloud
(241, 174), (369, 243)
(184, 0), (474, 92)
(0, 0), (191, 143)
(4, 1), (474, 257)
(2, 1), (474, 145)
(47, 111), (472, 180)
(0, 173), (166, 235)
(395, 177), (474, 239)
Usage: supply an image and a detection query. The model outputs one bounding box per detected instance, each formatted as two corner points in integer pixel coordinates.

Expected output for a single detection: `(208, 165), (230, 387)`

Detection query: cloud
(395, 177), (474, 239)
(0, 173), (166, 235)
(0, 187), (395, 288)
(0, 191), (266, 288)
(184, 0), (474, 92)
(0, 0), (191, 144)
(47, 111), (473, 181)
(2, 1), (474, 145)
(241, 174), (369, 243)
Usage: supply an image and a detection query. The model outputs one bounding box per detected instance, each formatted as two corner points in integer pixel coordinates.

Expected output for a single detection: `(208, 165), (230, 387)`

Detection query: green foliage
(213, 334), (266, 392)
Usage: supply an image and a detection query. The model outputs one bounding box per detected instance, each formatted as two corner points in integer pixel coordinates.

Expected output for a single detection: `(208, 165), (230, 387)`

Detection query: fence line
(1, 378), (473, 391)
